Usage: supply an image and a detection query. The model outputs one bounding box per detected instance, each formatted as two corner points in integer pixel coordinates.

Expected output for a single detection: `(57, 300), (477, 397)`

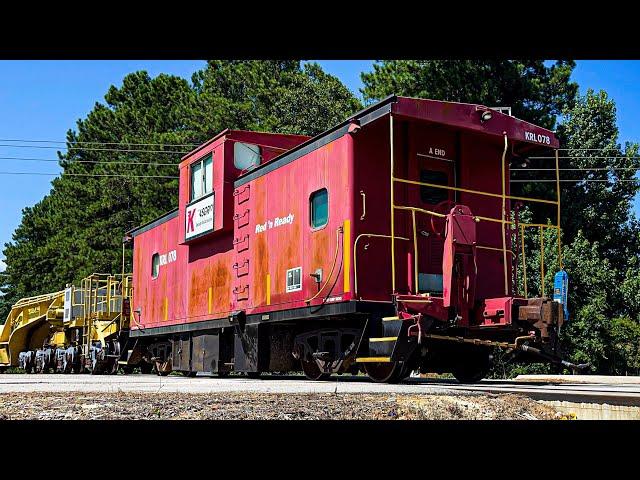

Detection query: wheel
(301, 359), (331, 381)
(90, 359), (101, 375)
(140, 362), (153, 374)
(181, 371), (197, 377)
(108, 361), (119, 375)
(452, 365), (489, 384)
(364, 361), (406, 383)
(246, 372), (262, 379)
(451, 349), (491, 384)
(155, 360), (171, 376)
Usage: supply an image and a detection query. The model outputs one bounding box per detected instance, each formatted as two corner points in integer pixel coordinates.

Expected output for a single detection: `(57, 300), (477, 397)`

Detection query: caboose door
(409, 141), (455, 294)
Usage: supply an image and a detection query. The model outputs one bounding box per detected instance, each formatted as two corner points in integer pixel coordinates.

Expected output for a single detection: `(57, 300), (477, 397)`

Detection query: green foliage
(556, 89), (640, 263)
(0, 62), (362, 321)
(609, 317), (640, 375)
(361, 60), (577, 129)
(192, 61), (362, 137)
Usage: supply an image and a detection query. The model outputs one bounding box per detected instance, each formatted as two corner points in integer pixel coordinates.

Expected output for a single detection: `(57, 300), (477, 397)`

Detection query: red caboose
(124, 95), (570, 383)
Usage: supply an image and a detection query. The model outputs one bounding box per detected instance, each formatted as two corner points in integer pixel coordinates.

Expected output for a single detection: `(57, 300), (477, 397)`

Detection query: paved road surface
(1, 374), (640, 406)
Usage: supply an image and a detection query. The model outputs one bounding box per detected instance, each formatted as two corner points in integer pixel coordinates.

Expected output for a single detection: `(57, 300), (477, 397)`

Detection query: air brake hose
(519, 344), (589, 371)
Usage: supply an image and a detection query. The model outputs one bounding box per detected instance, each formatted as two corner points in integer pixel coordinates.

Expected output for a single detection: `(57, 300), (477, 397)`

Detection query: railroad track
(1, 374), (639, 408)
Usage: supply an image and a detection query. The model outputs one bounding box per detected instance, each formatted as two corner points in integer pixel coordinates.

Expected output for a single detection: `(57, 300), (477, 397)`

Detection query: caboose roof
(234, 95), (559, 188)
(179, 129), (310, 166)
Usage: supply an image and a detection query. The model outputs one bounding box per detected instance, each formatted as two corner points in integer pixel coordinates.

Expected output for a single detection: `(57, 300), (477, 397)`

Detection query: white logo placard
(185, 195), (214, 240)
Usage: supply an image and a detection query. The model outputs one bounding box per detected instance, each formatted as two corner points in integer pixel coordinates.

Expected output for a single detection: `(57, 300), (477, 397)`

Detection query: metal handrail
(388, 135), (562, 299)
(354, 233), (409, 298)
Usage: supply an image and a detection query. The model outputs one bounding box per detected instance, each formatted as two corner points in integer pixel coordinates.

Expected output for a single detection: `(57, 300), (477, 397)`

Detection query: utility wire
(531, 156), (639, 160)
(511, 179), (640, 183)
(3, 157), (638, 171)
(0, 156), (178, 166)
(0, 144), (188, 154)
(556, 148), (636, 151)
(0, 138), (200, 147)
(512, 167), (639, 171)
(0, 171), (635, 183)
(0, 172), (178, 178)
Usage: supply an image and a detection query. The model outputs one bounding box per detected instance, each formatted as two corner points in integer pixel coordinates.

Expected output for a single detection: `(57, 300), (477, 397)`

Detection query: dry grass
(0, 391), (560, 420)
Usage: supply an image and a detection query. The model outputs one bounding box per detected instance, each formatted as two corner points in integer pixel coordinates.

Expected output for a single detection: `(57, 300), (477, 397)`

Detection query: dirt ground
(0, 392), (561, 420)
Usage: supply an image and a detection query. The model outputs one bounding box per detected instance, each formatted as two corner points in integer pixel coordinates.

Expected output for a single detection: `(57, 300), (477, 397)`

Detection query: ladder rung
(369, 337), (398, 342)
(355, 357), (392, 363)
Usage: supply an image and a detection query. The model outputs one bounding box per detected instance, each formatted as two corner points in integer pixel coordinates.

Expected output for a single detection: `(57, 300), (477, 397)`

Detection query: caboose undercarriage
(118, 293), (581, 384)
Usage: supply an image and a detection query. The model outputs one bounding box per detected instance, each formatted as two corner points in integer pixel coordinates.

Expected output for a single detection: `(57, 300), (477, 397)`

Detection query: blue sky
(1, 60), (639, 270)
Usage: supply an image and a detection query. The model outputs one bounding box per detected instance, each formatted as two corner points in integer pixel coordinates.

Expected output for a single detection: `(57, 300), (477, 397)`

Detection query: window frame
(309, 188), (329, 231)
(190, 153), (213, 202)
(151, 253), (160, 279)
(419, 169), (450, 205)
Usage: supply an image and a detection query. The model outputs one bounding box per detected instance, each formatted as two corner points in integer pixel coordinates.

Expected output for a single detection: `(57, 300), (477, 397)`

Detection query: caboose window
(234, 142), (261, 171)
(151, 253), (160, 279)
(190, 154), (213, 202)
(310, 188), (328, 229)
(420, 170), (449, 204)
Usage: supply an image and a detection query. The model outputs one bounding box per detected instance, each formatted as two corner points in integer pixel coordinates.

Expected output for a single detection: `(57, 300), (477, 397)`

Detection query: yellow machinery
(0, 290), (66, 368)
(0, 273), (132, 374)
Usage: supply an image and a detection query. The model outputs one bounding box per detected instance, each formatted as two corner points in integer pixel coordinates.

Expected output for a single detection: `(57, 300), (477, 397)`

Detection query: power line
(0, 156), (178, 167)
(0, 138), (200, 147)
(557, 148), (636, 151)
(512, 167), (639, 171)
(0, 144), (188, 154)
(511, 179), (640, 183)
(1, 171), (634, 183)
(531, 156), (639, 160)
(0, 172), (178, 178)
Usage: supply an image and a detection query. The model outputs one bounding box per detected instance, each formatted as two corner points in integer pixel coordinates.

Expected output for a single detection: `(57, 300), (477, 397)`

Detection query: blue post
(553, 270), (569, 321)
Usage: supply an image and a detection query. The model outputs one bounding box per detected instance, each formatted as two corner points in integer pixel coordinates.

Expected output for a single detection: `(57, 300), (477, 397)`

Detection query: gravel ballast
(0, 392), (560, 420)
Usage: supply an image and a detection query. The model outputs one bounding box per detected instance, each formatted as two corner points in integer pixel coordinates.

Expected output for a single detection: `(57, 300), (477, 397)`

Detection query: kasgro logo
(187, 209), (196, 232)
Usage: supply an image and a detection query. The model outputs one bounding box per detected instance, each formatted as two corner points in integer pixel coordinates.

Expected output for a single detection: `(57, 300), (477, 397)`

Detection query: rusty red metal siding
(234, 134), (355, 314)
(132, 130), (311, 330)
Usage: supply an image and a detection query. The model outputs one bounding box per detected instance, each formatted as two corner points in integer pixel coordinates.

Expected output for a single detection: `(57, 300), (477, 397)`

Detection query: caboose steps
(368, 337), (398, 356)
(355, 357), (392, 363)
(381, 318), (404, 338)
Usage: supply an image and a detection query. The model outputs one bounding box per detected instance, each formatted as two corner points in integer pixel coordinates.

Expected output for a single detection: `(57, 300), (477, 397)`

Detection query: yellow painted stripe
(369, 337), (398, 342)
(266, 273), (271, 306)
(355, 357), (392, 363)
(208, 287), (212, 314)
(163, 297), (168, 321)
(343, 219), (351, 293)
(382, 316), (400, 321)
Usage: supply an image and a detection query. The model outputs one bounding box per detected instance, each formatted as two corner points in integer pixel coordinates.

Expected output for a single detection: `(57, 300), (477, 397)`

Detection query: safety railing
(353, 234), (410, 298)
(387, 114), (562, 299)
(74, 273), (132, 353)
